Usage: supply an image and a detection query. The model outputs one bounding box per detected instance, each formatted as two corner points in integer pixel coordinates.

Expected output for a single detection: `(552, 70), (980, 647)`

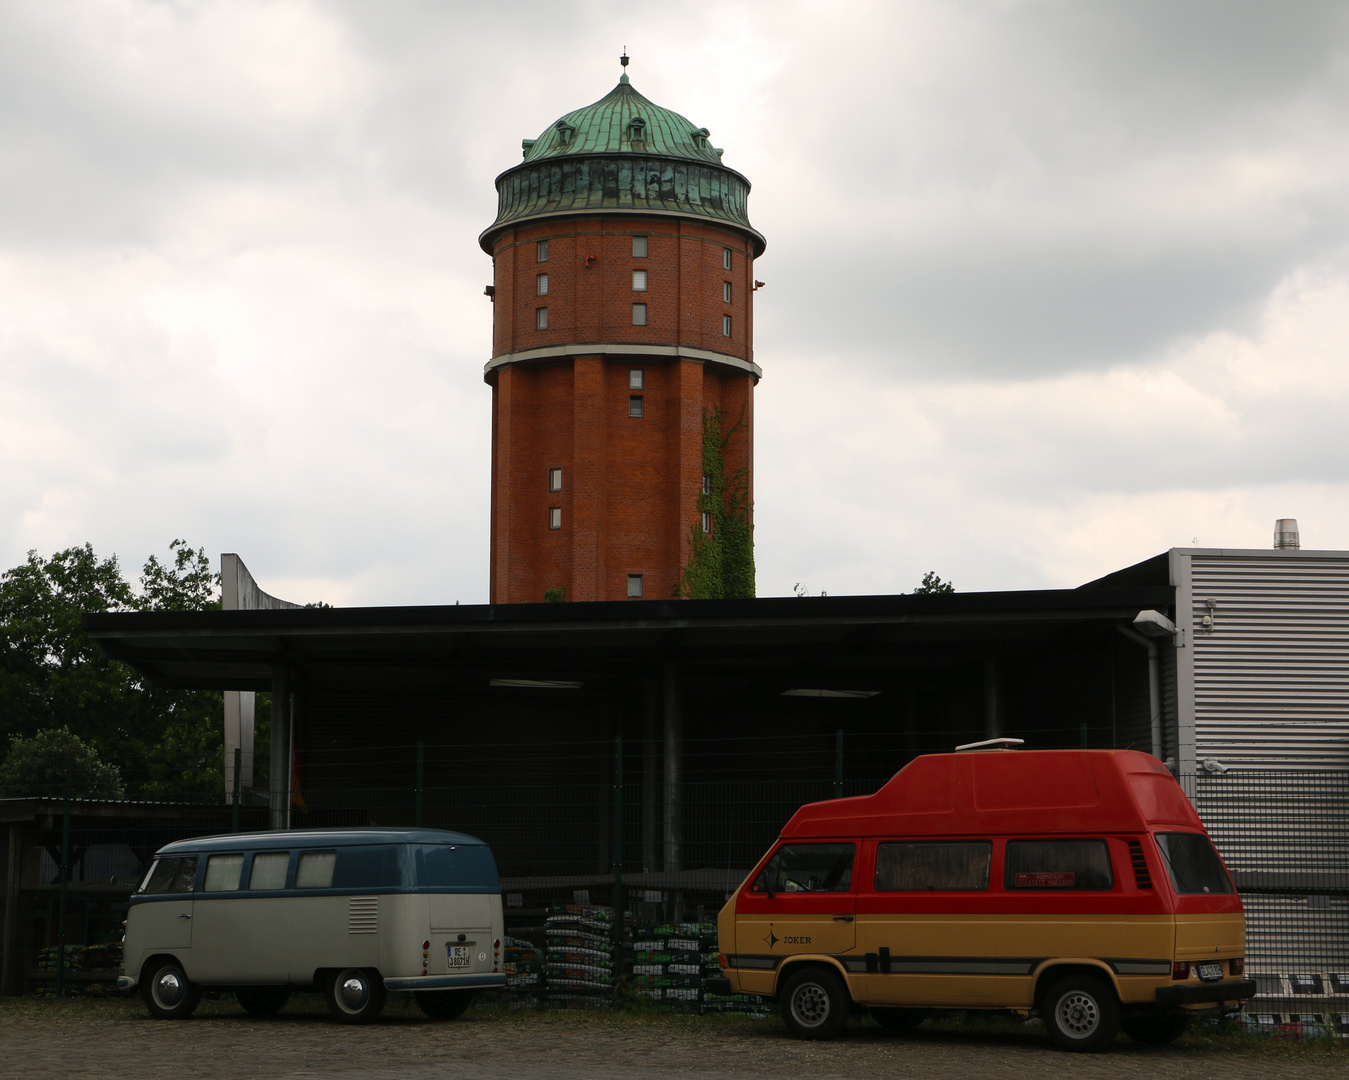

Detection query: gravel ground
(4, 995), (1345, 1080)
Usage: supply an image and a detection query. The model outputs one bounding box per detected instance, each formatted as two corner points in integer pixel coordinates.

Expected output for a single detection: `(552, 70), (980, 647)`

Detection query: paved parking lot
(6, 997), (1345, 1080)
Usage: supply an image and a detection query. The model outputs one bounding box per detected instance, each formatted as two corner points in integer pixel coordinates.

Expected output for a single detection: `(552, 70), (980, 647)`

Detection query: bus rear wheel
(141, 958), (201, 1020)
(325, 968), (387, 1024)
(236, 986), (291, 1016)
(416, 989), (474, 1020)
(780, 967), (850, 1040)
(1121, 1010), (1190, 1045)
(1044, 973), (1119, 1052)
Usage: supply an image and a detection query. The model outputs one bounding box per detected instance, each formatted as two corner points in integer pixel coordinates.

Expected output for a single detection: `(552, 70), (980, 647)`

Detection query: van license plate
(1197, 963), (1223, 982)
(448, 946), (471, 969)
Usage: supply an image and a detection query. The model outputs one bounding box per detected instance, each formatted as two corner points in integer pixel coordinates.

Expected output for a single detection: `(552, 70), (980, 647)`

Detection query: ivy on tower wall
(678, 404), (755, 599)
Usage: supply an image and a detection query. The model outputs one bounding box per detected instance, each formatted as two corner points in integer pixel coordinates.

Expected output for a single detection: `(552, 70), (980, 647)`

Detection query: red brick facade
(487, 216), (757, 603)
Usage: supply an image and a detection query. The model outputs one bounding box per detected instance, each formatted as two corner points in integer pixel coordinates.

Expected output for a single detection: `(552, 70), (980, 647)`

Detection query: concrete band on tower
(482, 71), (762, 604)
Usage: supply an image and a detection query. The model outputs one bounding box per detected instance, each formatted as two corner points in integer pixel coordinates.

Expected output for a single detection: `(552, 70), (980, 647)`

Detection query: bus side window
(140, 856), (198, 894)
(249, 851), (291, 891)
(332, 845), (402, 889)
(203, 853), (244, 892)
(874, 841), (991, 892)
(1004, 839), (1114, 891)
(296, 851), (336, 889)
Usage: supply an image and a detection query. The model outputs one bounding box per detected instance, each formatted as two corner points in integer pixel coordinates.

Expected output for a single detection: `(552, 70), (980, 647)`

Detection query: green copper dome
(481, 76), (764, 256)
(521, 76), (725, 165)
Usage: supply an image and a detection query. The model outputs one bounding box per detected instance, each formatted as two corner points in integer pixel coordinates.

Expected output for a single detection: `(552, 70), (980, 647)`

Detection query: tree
(912, 571), (955, 595)
(0, 540), (223, 795)
(0, 726), (125, 799)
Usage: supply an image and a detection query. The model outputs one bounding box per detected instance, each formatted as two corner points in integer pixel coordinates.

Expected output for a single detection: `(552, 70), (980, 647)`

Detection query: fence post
(1080, 723), (1089, 749)
(56, 753), (72, 998)
(415, 742), (425, 828)
(612, 735), (624, 979)
(833, 730), (844, 798)
(232, 747), (242, 832)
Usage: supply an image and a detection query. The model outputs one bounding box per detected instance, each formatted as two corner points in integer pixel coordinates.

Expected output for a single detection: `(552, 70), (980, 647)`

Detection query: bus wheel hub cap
(157, 972), (182, 1004)
(1058, 993), (1098, 1035)
(341, 977), (368, 1008)
(794, 985), (829, 1025)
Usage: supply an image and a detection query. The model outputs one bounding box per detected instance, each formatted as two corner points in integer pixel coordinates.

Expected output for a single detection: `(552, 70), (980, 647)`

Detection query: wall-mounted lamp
(1133, 609), (1178, 638)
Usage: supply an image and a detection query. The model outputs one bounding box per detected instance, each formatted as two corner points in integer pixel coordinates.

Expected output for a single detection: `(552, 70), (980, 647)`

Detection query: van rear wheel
(416, 989), (474, 1020)
(325, 968), (387, 1024)
(1044, 973), (1119, 1052)
(236, 986), (291, 1016)
(141, 959), (200, 1020)
(871, 1007), (927, 1033)
(1121, 1010), (1190, 1045)
(780, 967), (850, 1040)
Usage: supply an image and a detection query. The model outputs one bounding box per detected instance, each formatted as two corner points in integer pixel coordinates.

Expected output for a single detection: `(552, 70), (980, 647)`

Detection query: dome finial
(619, 48), (630, 83)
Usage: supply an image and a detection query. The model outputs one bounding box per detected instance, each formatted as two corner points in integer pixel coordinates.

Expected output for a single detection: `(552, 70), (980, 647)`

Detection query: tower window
(722, 314), (731, 336)
(627, 574), (644, 598)
(536, 307), (548, 330)
(537, 273), (549, 296)
(537, 239), (548, 262)
(723, 247), (732, 270)
(554, 121), (575, 147)
(702, 473), (711, 495)
(629, 369), (643, 390)
(549, 467), (562, 492)
(632, 269), (648, 292)
(702, 511), (712, 534)
(549, 507), (561, 530)
(632, 303), (647, 326)
(633, 235), (648, 258)
(723, 280), (731, 303)
(629, 396), (643, 417)
(628, 117), (647, 143)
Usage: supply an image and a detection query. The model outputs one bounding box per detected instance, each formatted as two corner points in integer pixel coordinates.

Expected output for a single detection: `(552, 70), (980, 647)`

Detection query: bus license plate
(448, 946), (471, 969)
(1197, 963), (1223, 982)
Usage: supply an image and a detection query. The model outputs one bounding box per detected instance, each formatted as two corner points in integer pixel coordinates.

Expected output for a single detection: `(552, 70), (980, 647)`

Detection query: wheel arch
(140, 953), (187, 983)
(1032, 960), (1120, 1012)
(774, 957), (853, 1000)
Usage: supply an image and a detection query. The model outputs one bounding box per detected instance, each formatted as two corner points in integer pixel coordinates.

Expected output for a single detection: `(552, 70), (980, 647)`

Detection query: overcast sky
(4, 0), (1349, 605)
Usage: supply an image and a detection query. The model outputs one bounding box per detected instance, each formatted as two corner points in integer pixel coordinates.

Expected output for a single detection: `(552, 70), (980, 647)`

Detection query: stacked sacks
(544, 904), (631, 1005)
(629, 922), (722, 1009)
(501, 935), (546, 1002)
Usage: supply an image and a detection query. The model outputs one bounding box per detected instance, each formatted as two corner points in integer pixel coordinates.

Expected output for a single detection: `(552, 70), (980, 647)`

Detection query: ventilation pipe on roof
(1274, 518), (1300, 549)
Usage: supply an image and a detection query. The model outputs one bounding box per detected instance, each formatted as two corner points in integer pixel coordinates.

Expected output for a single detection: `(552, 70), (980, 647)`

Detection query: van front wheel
(141, 959), (200, 1020)
(325, 968), (387, 1024)
(1044, 973), (1119, 1052)
(416, 989), (473, 1020)
(780, 967), (850, 1040)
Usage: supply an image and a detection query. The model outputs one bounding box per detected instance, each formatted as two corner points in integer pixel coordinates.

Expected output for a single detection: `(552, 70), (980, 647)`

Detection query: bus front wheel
(141, 958), (201, 1020)
(325, 968), (387, 1024)
(416, 989), (474, 1020)
(779, 967), (850, 1040)
(1044, 973), (1120, 1052)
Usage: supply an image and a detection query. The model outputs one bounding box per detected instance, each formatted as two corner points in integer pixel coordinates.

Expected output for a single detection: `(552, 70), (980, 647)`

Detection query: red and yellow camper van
(709, 745), (1255, 1051)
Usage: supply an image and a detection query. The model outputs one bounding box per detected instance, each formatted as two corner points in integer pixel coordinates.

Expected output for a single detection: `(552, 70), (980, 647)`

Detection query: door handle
(177, 913), (192, 920)
(832, 915), (854, 922)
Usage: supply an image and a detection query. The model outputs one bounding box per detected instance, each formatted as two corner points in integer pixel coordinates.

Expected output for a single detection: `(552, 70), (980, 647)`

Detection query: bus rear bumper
(117, 975), (137, 991)
(1155, 979), (1257, 1006)
(383, 973), (508, 991)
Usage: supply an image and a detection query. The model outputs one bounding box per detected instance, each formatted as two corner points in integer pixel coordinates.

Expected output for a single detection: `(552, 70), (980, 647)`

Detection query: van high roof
(780, 749), (1203, 839)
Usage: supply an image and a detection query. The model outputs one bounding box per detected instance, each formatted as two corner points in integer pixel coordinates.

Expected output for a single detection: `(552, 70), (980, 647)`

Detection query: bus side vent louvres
(1128, 841), (1153, 889)
(348, 896), (379, 934)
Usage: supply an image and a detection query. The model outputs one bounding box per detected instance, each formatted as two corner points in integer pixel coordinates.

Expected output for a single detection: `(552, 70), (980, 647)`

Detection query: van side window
(203, 853), (244, 892)
(139, 856), (198, 894)
(249, 851), (290, 891)
(754, 843), (854, 894)
(333, 845), (403, 889)
(296, 851), (336, 889)
(875, 841), (990, 892)
(1004, 839), (1114, 890)
(1154, 833), (1234, 895)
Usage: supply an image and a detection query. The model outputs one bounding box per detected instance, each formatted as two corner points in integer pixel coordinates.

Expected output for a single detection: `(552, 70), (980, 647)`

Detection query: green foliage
(0, 540), (223, 795)
(913, 571), (954, 595)
(0, 726), (125, 799)
(543, 585), (568, 603)
(678, 405), (755, 599)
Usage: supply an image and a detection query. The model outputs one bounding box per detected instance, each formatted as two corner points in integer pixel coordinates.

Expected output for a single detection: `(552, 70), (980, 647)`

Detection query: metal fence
(2, 740), (1345, 1022)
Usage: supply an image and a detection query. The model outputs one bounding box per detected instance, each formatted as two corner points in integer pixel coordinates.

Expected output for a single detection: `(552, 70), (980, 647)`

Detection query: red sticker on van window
(1015, 872), (1075, 888)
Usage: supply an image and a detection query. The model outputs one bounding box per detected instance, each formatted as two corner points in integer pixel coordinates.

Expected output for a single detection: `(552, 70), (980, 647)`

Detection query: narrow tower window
(702, 511), (712, 534)
(627, 574), (644, 598)
(549, 507), (561, 530)
(723, 247), (732, 270)
(629, 396), (643, 417)
(537, 273), (549, 296)
(548, 468), (562, 492)
(702, 473), (711, 495)
(632, 303), (647, 326)
(629, 369), (644, 390)
(723, 280), (731, 303)
(536, 307), (548, 330)
(632, 269), (648, 292)
(633, 235), (648, 258)
(722, 314), (731, 336)
(628, 117), (647, 143)
(537, 239), (549, 262)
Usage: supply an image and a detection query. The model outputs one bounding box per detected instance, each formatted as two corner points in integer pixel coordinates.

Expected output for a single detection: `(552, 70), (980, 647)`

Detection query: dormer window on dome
(554, 121), (576, 147)
(628, 117), (647, 144)
(691, 127), (711, 150)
